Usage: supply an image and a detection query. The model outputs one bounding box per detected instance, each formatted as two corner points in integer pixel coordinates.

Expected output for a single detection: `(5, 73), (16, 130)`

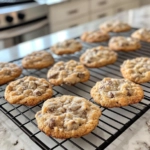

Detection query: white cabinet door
(49, 0), (89, 24)
(50, 16), (89, 33)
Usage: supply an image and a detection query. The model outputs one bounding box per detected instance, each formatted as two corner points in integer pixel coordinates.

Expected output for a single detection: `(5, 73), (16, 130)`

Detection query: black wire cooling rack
(0, 28), (150, 150)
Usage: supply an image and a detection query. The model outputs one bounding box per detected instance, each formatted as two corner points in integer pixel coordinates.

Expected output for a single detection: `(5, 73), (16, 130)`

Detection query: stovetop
(0, 2), (47, 30)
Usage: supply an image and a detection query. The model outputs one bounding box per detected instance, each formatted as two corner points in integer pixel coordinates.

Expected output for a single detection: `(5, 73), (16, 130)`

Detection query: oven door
(0, 19), (49, 50)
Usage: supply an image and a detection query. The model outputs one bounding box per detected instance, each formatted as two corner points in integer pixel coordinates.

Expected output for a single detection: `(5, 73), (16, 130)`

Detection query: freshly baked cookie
(22, 51), (54, 69)
(0, 62), (22, 85)
(91, 78), (144, 108)
(81, 31), (109, 43)
(35, 95), (101, 139)
(51, 39), (82, 55)
(5, 76), (53, 106)
(121, 57), (150, 83)
(80, 46), (117, 68)
(100, 20), (131, 32)
(47, 60), (90, 85)
(109, 36), (141, 51)
(131, 28), (150, 42)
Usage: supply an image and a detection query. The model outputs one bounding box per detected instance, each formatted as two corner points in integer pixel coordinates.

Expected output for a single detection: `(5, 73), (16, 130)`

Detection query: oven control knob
(5, 16), (13, 23)
(18, 13), (25, 20)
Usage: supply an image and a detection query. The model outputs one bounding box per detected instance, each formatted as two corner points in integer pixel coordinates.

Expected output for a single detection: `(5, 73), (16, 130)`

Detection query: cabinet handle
(98, 14), (106, 18)
(98, 1), (107, 5)
(68, 9), (78, 15)
(117, 8), (123, 12)
(69, 24), (78, 28)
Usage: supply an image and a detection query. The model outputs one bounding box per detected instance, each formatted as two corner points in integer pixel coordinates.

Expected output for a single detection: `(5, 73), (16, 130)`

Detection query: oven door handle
(0, 19), (48, 40)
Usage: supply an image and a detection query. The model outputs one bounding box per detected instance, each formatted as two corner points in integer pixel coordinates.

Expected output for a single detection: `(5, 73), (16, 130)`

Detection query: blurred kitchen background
(0, 0), (150, 50)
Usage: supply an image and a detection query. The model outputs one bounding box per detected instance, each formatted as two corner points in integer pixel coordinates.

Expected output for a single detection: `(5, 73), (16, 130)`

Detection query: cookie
(80, 46), (117, 68)
(5, 76), (53, 106)
(100, 20), (131, 32)
(90, 78), (144, 108)
(0, 62), (22, 85)
(121, 57), (150, 83)
(109, 36), (141, 51)
(51, 39), (82, 55)
(47, 60), (90, 85)
(131, 28), (150, 42)
(81, 30), (109, 43)
(35, 95), (101, 139)
(22, 51), (54, 69)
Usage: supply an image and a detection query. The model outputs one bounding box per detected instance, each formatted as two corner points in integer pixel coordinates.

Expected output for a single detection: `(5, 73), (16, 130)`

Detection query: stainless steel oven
(0, 2), (49, 50)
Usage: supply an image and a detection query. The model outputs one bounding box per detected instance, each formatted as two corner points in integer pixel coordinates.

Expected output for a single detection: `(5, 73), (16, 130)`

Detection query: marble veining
(106, 110), (150, 150)
(0, 122), (26, 150)
(0, 112), (41, 150)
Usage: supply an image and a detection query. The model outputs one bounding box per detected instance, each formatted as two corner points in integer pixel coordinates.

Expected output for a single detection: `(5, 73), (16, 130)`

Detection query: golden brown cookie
(109, 36), (141, 51)
(81, 30), (109, 43)
(51, 39), (82, 55)
(0, 62), (22, 85)
(90, 78), (144, 108)
(121, 57), (150, 83)
(5, 76), (53, 106)
(100, 20), (131, 32)
(80, 46), (117, 68)
(22, 51), (54, 69)
(131, 28), (150, 42)
(47, 60), (90, 85)
(35, 95), (101, 139)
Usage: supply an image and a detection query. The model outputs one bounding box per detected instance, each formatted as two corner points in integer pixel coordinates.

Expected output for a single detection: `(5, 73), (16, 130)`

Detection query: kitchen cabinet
(48, 0), (145, 33)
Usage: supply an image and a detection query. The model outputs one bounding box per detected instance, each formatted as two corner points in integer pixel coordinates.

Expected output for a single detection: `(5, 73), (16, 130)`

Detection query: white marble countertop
(106, 110), (150, 150)
(0, 112), (40, 150)
(0, 5), (150, 150)
(35, 0), (69, 5)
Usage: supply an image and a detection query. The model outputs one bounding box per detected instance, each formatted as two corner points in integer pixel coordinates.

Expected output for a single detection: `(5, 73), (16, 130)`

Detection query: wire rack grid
(0, 28), (150, 150)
